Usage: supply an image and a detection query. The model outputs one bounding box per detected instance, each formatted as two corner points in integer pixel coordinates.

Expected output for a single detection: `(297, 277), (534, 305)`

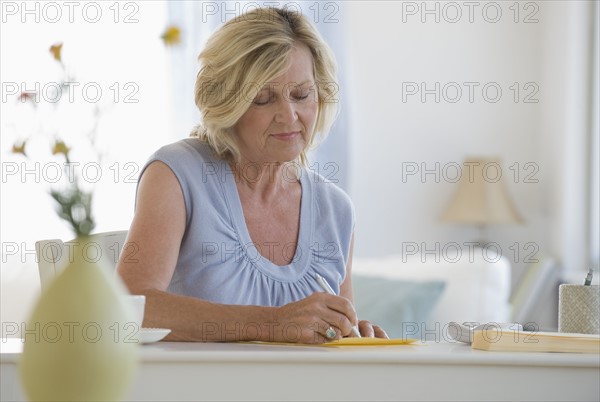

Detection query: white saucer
(139, 328), (171, 344)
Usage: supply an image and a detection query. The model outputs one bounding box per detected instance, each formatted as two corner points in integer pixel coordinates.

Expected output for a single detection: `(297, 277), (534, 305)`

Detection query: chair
(35, 231), (128, 292)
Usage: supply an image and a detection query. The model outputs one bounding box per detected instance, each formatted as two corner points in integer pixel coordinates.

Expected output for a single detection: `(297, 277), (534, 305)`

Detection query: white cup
(126, 295), (146, 329)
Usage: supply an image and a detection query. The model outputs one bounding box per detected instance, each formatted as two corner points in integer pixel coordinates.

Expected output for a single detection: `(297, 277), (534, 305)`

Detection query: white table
(2, 338), (599, 401)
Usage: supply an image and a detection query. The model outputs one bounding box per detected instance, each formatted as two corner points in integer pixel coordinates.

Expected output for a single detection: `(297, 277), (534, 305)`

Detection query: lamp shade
(440, 158), (523, 225)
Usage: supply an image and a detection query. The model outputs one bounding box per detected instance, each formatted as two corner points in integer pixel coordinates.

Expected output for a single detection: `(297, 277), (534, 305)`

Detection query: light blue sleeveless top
(139, 138), (355, 307)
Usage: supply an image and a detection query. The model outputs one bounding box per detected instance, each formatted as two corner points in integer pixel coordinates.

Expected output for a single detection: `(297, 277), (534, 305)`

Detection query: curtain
(590, 2), (599, 268)
(166, 1), (351, 190)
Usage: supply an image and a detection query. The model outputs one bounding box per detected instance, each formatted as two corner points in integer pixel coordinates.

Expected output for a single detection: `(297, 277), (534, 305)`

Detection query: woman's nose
(274, 97), (298, 124)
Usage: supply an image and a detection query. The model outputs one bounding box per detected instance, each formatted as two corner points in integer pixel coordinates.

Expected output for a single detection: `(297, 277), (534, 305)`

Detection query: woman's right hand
(273, 292), (359, 344)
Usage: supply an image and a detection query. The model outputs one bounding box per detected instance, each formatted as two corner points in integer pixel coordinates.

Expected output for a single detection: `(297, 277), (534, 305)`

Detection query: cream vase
(19, 237), (139, 401)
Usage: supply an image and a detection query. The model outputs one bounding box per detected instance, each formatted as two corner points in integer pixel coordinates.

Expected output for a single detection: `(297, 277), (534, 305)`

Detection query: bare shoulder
(134, 159), (186, 244)
(117, 160), (186, 292)
(138, 160), (182, 198)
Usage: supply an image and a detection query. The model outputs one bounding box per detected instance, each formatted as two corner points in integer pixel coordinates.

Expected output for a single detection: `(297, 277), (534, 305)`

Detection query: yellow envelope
(321, 337), (418, 347)
(242, 338), (418, 347)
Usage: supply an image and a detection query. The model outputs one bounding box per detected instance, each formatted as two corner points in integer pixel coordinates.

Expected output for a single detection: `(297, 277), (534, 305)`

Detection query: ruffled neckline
(219, 159), (314, 282)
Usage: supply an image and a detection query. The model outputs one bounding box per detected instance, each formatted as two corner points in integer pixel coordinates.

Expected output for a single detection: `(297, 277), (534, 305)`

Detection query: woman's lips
(271, 131), (300, 140)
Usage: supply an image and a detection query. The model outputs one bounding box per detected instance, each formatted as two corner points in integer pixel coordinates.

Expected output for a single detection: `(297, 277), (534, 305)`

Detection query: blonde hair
(190, 7), (339, 165)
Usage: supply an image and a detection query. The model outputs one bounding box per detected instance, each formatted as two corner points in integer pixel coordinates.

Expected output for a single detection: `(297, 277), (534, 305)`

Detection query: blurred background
(1, 0), (598, 331)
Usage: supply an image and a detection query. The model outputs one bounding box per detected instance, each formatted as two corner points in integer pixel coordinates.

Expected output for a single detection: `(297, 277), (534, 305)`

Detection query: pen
(584, 267), (594, 286)
(314, 273), (361, 338)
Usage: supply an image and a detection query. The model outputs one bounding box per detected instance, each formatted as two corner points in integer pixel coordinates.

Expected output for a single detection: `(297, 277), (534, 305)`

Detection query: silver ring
(325, 326), (336, 340)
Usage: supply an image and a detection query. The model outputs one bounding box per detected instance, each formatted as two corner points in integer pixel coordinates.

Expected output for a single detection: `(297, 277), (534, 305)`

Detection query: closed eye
(295, 87), (316, 101)
(252, 94), (273, 105)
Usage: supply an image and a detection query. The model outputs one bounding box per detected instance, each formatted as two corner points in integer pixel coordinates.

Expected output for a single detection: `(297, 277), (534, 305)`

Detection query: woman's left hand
(357, 320), (389, 338)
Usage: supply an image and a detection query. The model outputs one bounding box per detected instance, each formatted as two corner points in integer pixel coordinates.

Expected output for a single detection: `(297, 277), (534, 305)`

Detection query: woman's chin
(271, 142), (306, 163)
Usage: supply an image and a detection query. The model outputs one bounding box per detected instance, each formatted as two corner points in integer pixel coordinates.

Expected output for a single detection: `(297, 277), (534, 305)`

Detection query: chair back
(35, 231), (128, 292)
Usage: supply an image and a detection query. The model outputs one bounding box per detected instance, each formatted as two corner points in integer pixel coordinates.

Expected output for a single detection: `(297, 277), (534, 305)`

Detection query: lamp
(440, 157), (523, 243)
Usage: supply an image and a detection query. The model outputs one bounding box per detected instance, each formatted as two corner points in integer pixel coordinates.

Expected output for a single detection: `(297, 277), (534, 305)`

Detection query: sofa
(352, 251), (511, 339)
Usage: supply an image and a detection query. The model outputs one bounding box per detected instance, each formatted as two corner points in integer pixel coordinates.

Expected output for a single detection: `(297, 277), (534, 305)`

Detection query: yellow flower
(50, 43), (63, 62)
(161, 26), (181, 46)
(18, 92), (37, 104)
(11, 140), (27, 156)
(52, 140), (70, 157)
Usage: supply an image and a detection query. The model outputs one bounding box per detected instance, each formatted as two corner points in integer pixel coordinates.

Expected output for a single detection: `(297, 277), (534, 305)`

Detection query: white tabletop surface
(2, 338), (599, 401)
(2, 337), (599, 366)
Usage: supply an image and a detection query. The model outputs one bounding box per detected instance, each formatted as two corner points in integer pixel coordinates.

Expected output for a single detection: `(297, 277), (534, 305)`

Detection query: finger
(322, 310), (355, 337)
(358, 320), (375, 338)
(312, 331), (330, 344)
(298, 323), (332, 344)
(373, 325), (389, 339)
(310, 293), (355, 337)
(321, 293), (359, 326)
(319, 322), (342, 341)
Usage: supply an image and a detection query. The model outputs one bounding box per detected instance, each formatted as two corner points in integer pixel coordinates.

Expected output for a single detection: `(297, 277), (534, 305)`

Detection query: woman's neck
(228, 158), (300, 202)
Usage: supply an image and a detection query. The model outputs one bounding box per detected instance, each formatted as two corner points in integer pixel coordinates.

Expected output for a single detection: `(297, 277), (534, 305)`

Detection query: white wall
(344, 1), (595, 298)
(0, 1), (172, 249)
(542, 1), (596, 275)
(0, 1), (173, 330)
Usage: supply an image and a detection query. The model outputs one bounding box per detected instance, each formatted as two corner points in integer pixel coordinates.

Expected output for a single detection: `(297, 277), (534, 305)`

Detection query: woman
(117, 7), (387, 343)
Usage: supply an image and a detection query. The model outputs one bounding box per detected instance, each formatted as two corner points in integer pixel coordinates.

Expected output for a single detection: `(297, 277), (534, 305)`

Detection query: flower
(50, 138), (95, 237)
(50, 43), (63, 62)
(9, 42), (99, 238)
(17, 92), (37, 105)
(51, 139), (70, 159)
(11, 140), (27, 156)
(161, 25), (181, 46)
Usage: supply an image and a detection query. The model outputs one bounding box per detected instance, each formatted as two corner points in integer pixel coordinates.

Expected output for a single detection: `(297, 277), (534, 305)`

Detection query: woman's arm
(117, 161), (279, 342)
(116, 161), (358, 343)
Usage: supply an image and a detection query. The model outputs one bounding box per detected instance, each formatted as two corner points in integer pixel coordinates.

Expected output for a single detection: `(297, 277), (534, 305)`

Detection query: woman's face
(232, 43), (319, 165)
